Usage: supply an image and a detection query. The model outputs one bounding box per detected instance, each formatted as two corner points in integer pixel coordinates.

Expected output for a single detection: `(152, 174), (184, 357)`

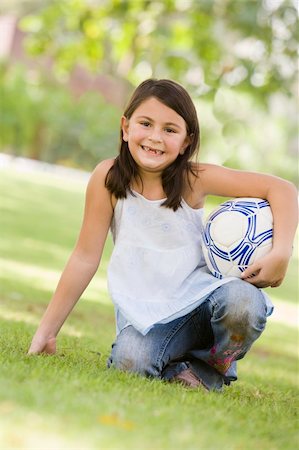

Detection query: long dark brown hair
(105, 78), (200, 211)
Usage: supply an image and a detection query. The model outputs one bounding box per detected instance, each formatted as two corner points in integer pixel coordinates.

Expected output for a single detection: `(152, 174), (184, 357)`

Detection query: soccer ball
(202, 198), (273, 279)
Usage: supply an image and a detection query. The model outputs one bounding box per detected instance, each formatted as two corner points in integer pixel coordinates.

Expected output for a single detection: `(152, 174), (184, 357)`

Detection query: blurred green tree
(0, 63), (121, 168)
(1, 0), (297, 181)
(19, 0), (298, 103)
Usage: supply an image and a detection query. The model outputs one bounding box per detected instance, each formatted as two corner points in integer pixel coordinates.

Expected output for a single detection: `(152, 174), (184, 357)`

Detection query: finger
(271, 279), (282, 288)
(241, 264), (260, 280)
(44, 338), (56, 355)
(27, 337), (56, 355)
(27, 343), (43, 355)
(243, 277), (264, 288)
(241, 272), (270, 288)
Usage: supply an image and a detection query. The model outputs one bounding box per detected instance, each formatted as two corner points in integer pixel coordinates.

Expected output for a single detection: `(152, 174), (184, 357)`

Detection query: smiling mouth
(141, 145), (164, 156)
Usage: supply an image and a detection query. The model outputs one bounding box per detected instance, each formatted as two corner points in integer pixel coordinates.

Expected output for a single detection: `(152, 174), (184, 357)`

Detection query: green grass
(0, 167), (298, 450)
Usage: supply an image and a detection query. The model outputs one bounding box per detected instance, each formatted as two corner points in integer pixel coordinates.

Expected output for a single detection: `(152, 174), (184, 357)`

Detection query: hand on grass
(241, 250), (290, 288)
(28, 336), (56, 355)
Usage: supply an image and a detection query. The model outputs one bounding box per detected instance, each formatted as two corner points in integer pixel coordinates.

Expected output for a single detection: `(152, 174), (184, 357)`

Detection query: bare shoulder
(190, 162), (219, 177)
(188, 162), (218, 189)
(91, 158), (115, 182)
(183, 162), (207, 208)
(191, 162), (295, 199)
(193, 162), (250, 197)
(85, 158), (116, 206)
(191, 162), (246, 198)
(195, 162), (226, 177)
(87, 158), (115, 193)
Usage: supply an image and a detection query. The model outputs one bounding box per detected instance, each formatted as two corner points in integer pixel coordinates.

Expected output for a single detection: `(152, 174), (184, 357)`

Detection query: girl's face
(121, 97), (190, 174)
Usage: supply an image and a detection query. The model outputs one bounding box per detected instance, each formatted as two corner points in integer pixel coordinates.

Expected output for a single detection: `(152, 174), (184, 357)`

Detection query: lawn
(0, 164), (298, 450)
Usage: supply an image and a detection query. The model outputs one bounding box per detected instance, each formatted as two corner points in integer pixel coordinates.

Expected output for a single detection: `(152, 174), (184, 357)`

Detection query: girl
(28, 79), (298, 391)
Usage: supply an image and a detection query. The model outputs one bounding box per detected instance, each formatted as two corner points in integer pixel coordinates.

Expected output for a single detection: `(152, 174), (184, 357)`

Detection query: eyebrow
(136, 115), (182, 129)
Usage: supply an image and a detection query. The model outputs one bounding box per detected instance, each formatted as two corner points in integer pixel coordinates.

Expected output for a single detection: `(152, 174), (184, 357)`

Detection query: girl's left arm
(198, 164), (298, 288)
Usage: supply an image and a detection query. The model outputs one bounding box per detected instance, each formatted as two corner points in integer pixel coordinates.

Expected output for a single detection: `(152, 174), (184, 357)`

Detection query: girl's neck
(131, 174), (166, 201)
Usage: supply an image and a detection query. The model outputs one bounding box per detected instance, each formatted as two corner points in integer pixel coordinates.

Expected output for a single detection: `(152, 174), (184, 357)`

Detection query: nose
(148, 127), (162, 143)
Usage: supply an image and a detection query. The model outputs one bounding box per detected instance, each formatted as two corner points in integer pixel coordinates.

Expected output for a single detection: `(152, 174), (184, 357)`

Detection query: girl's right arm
(28, 159), (115, 354)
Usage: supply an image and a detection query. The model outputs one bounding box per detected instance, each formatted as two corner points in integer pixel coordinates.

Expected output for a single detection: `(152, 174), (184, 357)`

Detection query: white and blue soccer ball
(202, 198), (273, 279)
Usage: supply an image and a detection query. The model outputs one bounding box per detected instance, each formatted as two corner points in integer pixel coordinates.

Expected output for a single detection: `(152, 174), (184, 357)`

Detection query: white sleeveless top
(107, 191), (273, 335)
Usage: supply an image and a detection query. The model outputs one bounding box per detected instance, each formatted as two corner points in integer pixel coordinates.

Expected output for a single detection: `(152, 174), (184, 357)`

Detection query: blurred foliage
(0, 63), (120, 169)
(17, 0), (298, 102)
(197, 87), (298, 183)
(0, 0), (51, 16)
(0, 0), (298, 181)
(1, 61), (297, 182)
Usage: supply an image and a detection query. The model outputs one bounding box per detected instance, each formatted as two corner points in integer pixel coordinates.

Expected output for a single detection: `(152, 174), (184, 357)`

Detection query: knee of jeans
(109, 336), (160, 377)
(214, 280), (267, 336)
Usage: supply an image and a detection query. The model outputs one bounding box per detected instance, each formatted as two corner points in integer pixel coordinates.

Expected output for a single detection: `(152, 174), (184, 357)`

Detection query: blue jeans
(107, 280), (268, 391)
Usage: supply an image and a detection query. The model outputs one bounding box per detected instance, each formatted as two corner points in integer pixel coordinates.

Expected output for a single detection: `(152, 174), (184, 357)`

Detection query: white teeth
(142, 146), (163, 155)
